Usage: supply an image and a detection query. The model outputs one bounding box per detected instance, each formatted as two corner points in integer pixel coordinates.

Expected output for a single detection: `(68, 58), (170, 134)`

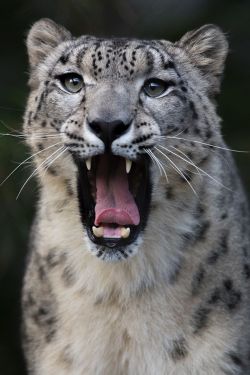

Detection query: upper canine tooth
(86, 158), (92, 171)
(92, 226), (104, 237)
(121, 227), (130, 239)
(125, 159), (132, 174)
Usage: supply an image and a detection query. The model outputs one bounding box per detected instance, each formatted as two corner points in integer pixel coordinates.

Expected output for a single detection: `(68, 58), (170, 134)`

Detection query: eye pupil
(71, 78), (80, 86)
(149, 83), (158, 91)
(58, 73), (84, 93)
(143, 78), (170, 98)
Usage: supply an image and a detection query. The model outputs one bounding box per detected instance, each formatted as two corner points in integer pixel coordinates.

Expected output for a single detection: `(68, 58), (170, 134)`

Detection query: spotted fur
(22, 19), (250, 374)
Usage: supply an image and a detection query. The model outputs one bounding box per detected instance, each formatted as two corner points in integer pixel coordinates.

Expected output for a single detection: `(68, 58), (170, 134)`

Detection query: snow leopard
(21, 18), (250, 374)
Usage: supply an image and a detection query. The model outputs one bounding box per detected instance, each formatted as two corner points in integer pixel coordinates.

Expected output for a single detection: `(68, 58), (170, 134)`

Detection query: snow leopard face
(24, 19), (228, 261)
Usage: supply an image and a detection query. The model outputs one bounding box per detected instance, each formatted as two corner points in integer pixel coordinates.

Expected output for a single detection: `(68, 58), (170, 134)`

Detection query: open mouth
(75, 153), (151, 250)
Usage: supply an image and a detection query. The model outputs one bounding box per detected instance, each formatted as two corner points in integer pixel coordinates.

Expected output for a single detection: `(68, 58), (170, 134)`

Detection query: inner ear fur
(26, 18), (72, 69)
(177, 24), (229, 94)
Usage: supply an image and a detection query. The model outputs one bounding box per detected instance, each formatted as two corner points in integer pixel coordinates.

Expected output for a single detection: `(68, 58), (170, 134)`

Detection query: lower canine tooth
(125, 159), (132, 174)
(92, 226), (104, 237)
(121, 227), (130, 239)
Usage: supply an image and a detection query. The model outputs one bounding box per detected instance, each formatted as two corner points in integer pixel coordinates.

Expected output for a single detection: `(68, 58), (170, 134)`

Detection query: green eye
(59, 73), (84, 93)
(143, 78), (171, 98)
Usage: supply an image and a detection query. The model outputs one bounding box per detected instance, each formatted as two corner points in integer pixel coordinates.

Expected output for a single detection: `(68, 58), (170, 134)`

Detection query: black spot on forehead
(55, 37), (178, 82)
(59, 53), (69, 64)
(74, 36), (173, 63)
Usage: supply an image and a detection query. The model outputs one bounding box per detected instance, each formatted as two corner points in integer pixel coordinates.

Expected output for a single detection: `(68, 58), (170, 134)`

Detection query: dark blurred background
(0, 0), (249, 374)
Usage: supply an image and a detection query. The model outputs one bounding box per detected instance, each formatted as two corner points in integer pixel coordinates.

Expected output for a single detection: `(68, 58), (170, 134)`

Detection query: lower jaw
(88, 239), (140, 262)
(86, 223), (141, 248)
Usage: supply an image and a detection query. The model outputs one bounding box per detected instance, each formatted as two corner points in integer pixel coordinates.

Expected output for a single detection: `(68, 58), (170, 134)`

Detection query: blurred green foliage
(0, 0), (249, 374)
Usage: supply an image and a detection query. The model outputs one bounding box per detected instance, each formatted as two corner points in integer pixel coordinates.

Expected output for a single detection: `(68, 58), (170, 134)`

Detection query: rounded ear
(26, 18), (72, 68)
(176, 24), (229, 94)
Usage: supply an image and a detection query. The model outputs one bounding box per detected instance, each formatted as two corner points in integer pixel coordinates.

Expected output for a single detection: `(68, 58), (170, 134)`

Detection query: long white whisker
(155, 147), (198, 197)
(158, 144), (232, 191)
(157, 135), (248, 153)
(1, 141), (64, 186)
(169, 126), (190, 138)
(144, 149), (169, 183)
(0, 132), (62, 139)
(0, 120), (24, 135)
(0, 120), (65, 138)
(160, 145), (202, 178)
(147, 149), (169, 183)
(0, 119), (62, 137)
(43, 147), (68, 176)
(171, 146), (203, 178)
(0, 106), (23, 112)
(144, 149), (162, 176)
(16, 146), (65, 200)
(0, 133), (27, 138)
(28, 134), (62, 139)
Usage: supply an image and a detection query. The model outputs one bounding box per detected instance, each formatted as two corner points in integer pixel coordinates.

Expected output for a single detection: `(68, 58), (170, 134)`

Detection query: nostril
(88, 119), (131, 148)
(113, 121), (129, 138)
(89, 121), (102, 136)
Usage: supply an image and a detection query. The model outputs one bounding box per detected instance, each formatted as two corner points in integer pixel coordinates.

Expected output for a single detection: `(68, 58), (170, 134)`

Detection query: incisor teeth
(121, 227), (130, 239)
(92, 226), (104, 237)
(86, 158), (92, 171)
(125, 159), (132, 174)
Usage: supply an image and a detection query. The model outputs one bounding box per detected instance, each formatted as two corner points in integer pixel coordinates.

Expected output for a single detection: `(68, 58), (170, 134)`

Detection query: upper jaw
(84, 156), (133, 174)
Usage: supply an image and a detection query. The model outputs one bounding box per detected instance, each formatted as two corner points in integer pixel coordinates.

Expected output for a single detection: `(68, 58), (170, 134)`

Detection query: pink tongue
(94, 155), (140, 227)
